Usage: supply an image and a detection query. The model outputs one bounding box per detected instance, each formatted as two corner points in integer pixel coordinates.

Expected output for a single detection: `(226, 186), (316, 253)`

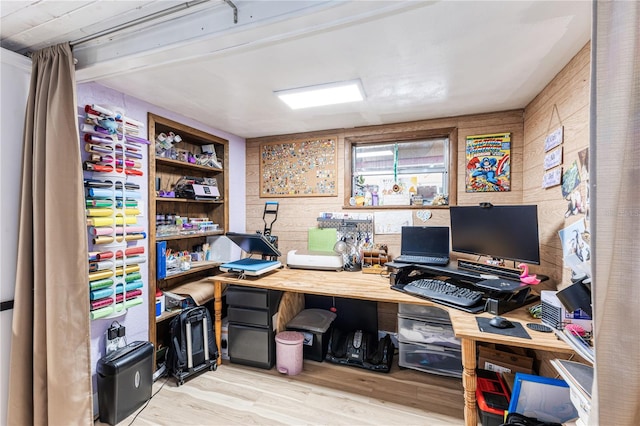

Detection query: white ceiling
(1, 1), (592, 139)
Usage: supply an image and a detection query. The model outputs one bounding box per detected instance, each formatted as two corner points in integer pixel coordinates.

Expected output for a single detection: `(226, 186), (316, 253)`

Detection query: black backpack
(166, 306), (218, 385)
(500, 413), (562, 426)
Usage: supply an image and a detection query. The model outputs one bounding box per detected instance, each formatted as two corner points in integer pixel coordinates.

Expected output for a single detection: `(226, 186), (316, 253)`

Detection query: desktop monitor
(449, 204), (540, 265)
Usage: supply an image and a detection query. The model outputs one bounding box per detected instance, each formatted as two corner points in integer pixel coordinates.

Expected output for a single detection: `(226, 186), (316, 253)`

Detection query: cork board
(260, 137), (337, 197)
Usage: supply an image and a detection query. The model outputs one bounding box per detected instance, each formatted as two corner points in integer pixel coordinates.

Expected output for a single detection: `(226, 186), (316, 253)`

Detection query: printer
(286, 250), (344, 271)
(174, 176), (220, 200)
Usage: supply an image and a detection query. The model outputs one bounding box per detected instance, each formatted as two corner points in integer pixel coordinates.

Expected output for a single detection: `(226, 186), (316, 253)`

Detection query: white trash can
(275, 331), (304, 375)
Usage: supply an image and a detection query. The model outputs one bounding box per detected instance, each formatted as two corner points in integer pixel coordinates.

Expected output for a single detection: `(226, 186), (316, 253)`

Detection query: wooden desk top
(209, 267), (572, 353)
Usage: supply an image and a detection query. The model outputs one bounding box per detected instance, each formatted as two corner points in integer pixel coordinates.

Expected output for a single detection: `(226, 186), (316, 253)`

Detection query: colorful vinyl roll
(90, 227), (114, 236)
(93, 233), (145, 244)
(123, 246), (144, 256)
(89, 297), (143, 320)
(125, 272), (142, 283)
(90, 287), (114, 301)
(87, 188), (141, 199)
(86, 216), (138, 227)
(88, 269), (114, 281)
(89, 278), (114, 290)
(115, 289), (143, 302)
(116, 280), (144, 294)
(86, 208), (140, 217)
(112, 255), (146, 267)
(115, 265), (140, 276)
(91, 297), (114, 310)
(90, 226), (144, 236)
(86, 199), (113, 208)
(89, 260), (114, 272)
(86, 208), (114, 217)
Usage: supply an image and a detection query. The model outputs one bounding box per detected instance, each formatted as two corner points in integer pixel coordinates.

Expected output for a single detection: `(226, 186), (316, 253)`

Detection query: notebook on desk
(394, 226), (450, 266)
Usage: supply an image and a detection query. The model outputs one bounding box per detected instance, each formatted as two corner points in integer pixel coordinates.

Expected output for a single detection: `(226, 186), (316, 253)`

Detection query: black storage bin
(228, 323), (276, 369)
(286, 308), (336, 361)
(97, 341), (154, 425)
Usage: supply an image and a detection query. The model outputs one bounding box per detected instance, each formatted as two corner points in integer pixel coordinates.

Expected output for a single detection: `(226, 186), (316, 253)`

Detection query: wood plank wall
(523, 42), (591, 289)
(245, 42), (590, 332)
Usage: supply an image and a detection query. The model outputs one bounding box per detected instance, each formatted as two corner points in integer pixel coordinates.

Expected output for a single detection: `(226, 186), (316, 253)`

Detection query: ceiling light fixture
(275, 79), (365, 110)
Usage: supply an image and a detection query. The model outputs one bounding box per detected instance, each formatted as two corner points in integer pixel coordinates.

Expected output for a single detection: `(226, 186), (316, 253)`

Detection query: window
(350, 134), (453, 207)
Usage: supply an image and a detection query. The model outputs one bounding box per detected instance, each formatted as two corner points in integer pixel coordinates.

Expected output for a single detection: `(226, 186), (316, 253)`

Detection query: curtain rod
(69, 0), (214, 47)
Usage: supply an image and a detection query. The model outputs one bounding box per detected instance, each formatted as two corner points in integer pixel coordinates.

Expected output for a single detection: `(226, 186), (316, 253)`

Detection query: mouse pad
(476, 317), (531, 339)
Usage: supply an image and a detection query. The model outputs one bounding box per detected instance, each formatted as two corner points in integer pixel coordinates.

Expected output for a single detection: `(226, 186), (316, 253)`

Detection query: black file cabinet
(227, 285), (282, 369)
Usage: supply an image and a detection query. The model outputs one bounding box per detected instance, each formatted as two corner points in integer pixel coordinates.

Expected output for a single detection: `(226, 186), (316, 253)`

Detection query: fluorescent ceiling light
(275, 79), (365, 109)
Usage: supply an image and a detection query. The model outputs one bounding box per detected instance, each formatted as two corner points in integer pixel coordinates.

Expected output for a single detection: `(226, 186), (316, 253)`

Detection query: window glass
(352, 138), (449, 206)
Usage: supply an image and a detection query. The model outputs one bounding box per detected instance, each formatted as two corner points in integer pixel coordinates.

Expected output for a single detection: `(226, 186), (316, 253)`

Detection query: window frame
(344, 127), (458, 208)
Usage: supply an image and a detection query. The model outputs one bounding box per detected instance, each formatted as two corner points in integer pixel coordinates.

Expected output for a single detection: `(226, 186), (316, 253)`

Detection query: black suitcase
(167, 306), (218, 386)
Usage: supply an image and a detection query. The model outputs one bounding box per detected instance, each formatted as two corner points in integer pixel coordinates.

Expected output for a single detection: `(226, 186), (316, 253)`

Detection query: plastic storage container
(398, 303), (451, 322)
(398, 341), (463, 377)
(275, 331), (305, 375)
(398, 316), (460, 349)
(286, 308), (337, 361)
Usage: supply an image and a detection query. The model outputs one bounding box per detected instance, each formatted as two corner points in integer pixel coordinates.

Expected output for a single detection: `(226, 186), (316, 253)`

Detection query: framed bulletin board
(260, 137), (338, 197)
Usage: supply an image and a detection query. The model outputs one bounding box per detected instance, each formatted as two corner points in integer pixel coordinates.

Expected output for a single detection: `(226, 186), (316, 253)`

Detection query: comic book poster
(465, 133), (511, 192)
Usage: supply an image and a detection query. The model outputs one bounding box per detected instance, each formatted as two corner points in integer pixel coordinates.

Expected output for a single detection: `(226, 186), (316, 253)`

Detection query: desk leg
(461, 338), (478, 426)
(214, 282), (222, 365)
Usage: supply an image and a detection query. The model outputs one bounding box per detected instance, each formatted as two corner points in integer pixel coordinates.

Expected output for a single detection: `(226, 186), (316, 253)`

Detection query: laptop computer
(394, 226), (450, 265)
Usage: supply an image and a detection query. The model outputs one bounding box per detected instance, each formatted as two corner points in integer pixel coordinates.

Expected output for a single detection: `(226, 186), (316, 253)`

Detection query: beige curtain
(591, 2), (640, 425)
(7, 43), (92, 425)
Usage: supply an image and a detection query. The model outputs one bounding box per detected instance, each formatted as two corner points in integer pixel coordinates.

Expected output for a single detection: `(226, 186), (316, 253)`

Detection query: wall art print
(260, 137), (338, 197)
(465, 133), (511, 192)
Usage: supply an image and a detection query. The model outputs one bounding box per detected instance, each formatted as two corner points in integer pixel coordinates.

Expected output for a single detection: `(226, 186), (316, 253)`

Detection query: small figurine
(518, 263), (541, 285)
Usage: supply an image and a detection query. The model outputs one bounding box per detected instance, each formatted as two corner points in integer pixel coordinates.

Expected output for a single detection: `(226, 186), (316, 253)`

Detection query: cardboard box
(477, 346), (534, 375)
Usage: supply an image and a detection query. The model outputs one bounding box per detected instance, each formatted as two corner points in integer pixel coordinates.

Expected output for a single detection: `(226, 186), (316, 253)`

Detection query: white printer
(286, 250), (344, 271)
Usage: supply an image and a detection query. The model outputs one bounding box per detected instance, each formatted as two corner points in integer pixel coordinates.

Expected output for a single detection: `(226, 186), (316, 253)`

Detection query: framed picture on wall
(465, 133), (511, 192)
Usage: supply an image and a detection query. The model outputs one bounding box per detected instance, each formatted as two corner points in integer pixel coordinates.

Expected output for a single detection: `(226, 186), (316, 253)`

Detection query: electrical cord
(126, 376), (170, 425)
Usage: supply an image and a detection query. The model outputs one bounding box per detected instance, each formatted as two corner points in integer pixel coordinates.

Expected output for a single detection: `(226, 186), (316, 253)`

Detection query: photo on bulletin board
(465, 133), (511, 192)
(260, 137), (338, 197)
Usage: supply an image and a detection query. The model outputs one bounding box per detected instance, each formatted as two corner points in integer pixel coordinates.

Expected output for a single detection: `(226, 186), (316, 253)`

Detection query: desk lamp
(333, 237), (361, 272)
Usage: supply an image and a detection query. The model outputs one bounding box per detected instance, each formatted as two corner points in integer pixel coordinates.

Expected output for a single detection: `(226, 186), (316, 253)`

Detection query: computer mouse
(489, 316), (515, 329)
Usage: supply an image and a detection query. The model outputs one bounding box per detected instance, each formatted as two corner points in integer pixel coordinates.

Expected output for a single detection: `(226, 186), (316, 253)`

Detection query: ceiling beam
(74, 0), (429, 83)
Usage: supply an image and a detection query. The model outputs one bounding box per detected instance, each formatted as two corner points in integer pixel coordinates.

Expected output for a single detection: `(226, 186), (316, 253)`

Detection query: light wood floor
(105, 360), (466, 426)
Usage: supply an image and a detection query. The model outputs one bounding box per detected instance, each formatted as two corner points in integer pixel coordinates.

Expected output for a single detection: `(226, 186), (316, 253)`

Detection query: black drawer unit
(226, 285), (282, 369)
(228, 323), (276, 369)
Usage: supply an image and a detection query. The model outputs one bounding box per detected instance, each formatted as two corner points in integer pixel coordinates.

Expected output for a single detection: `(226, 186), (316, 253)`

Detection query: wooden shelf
(156, 197), (224, 204)
(156, 157), (223, 173)
(161, 261), (222, 280)
(156, 230), (224, 241)
(156, 308), (182, 323)
(148, 112), (229, 359)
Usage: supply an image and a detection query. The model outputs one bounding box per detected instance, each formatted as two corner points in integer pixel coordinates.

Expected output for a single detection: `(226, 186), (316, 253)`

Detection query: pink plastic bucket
(275, 331), (304, 375)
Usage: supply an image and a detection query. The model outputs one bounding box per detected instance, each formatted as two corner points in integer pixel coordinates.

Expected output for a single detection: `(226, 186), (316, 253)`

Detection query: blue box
(156, 241), (166, 279)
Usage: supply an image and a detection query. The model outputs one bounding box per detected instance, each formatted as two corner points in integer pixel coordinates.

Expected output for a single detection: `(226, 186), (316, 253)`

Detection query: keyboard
(394, 255), (449, 266)
(402, 278), (484, 307)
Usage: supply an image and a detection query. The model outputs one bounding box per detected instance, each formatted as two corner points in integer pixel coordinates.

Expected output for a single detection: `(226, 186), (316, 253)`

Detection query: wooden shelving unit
(147, 113), (229, 359)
